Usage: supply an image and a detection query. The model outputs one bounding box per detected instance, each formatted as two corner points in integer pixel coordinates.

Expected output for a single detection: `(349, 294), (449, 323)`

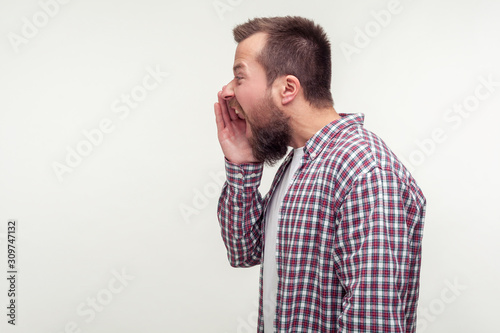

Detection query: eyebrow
(233, 63), (246, 73)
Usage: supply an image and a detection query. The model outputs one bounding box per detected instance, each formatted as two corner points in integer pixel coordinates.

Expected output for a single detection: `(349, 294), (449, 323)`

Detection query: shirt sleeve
(333, 168), (424, 332)
(217, 158), (265, 268)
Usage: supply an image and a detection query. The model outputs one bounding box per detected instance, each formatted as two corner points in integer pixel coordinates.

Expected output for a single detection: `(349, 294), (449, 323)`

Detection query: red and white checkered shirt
(218, 113), (426, 332)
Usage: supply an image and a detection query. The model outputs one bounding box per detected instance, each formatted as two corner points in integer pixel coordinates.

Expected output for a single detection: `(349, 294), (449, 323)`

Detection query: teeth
(234, 109), (239, 114)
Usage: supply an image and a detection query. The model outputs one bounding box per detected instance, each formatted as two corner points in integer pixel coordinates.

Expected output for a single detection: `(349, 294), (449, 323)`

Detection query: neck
(288, 106), (341, 148)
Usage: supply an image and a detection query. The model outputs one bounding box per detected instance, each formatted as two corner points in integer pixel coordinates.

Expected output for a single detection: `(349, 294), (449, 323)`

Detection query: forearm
(217, 159), (265, 267)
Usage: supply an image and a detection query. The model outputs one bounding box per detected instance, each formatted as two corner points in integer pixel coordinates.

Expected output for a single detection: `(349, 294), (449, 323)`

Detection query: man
(214, 16), (426, 333)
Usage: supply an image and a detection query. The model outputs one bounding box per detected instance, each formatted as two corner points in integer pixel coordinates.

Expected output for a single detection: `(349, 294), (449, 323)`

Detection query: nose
(221, 81), (235, 100)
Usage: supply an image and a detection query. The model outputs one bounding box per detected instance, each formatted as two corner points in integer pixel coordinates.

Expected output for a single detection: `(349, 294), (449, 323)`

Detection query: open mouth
(228, 98), (246, 119)
(230, 105), (245, 119)
(235, 109), (245, 119)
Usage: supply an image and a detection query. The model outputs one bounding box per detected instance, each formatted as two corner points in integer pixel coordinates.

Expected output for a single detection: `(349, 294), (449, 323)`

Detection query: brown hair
(233, 16), (334, 108)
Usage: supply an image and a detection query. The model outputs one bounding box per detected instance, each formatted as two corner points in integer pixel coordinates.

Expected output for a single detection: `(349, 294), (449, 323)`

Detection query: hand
(214, 90), (259, 164)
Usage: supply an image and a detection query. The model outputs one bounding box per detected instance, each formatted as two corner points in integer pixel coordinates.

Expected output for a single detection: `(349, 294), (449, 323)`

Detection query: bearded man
(214, 16), (426, 333)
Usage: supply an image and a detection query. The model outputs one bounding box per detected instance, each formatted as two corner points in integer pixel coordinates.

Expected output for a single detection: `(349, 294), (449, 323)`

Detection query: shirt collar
(303, 113), (365, 160)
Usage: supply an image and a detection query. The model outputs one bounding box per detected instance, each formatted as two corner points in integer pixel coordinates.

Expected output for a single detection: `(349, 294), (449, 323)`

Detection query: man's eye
(235, 76), (243, 80)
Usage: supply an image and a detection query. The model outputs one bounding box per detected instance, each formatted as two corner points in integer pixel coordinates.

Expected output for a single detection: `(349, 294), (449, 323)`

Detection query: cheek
(234, 92), (252, 112)
(236, 83), (266, 112)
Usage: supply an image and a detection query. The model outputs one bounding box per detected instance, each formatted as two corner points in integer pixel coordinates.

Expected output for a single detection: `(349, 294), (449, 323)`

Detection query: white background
(0, 0), (499, 332)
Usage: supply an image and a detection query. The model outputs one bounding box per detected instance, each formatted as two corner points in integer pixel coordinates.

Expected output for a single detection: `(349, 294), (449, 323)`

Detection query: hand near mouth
(214, 90), (259, 165)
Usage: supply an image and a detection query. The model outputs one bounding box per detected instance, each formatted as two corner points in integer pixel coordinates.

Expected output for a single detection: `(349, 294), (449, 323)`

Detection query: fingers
(220, 85), (239, 121)
(214, 101), (225, 133)
(218, 91), (232, 131)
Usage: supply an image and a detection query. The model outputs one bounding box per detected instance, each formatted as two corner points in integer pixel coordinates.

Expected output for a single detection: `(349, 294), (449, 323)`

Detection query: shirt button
(310, 152), (317, 159)
(236, 173), (243, 179)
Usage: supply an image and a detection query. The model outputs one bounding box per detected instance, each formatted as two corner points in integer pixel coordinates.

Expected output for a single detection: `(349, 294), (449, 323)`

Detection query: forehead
(233, 32), (267, 72)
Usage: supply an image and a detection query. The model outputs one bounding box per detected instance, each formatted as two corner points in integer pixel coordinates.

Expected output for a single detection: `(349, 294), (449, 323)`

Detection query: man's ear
(279, 75), (301, 105)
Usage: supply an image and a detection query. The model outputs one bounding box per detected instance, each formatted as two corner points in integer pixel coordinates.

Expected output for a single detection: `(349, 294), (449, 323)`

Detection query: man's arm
(333, 168), (425, 332)
(217, 160), (265, 267)
(214, 89), (265, 267)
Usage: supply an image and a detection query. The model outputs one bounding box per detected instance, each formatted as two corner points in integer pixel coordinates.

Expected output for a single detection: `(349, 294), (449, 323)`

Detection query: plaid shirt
(218, 113), (426, 332)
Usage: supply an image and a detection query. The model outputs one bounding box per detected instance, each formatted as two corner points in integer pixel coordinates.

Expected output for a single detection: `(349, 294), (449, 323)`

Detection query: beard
(231, 95), (292, 166)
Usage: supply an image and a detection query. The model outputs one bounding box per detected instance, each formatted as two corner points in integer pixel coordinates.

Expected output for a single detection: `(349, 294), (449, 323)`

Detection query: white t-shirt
(263, 147), (305, 332)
